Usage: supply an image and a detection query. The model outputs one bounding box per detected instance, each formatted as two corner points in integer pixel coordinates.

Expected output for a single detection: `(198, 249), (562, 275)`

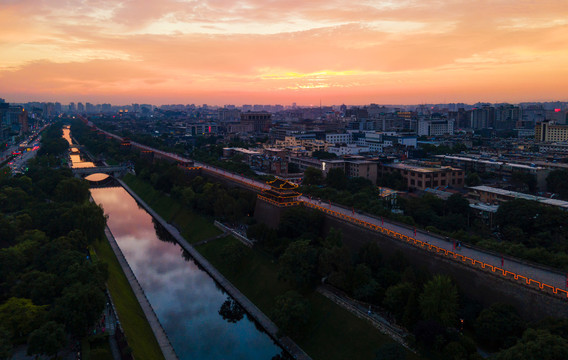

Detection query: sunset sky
(1, 0), (567, 105)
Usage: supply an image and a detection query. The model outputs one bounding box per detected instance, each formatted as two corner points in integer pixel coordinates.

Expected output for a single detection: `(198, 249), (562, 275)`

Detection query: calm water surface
(64, 125), (110, 181)
(91, 186), (281, 360)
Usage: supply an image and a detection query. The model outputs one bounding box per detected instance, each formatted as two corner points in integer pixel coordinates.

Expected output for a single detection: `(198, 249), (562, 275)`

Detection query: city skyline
(1, 0), (568, 105)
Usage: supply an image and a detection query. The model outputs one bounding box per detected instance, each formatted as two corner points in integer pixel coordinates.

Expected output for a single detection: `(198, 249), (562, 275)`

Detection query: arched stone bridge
(72, 164), (132, 179)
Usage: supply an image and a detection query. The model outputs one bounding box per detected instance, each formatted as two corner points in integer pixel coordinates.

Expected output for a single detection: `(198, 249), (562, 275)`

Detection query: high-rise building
(418, 119), (454, 136)
(77, 102), (85, 112)
(521, 104), (545, 128)
(140, 104), (153, 114)
(240, 111), (272, 133)
(535, 121), (568, 142)
(494, 104), (520, 130)
(218, 108), (241, 122)
(546, 109), (568, 124)
(469, 106), (495, 129)
(0, 104), (28, 137)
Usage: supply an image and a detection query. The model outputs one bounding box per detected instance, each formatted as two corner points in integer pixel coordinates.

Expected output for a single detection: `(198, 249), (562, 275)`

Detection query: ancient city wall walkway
(95, 125), (568, 300)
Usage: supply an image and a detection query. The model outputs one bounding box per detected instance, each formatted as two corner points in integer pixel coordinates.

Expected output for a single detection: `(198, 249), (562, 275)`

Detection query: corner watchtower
(254, 178), (302, 228)
(258, 178), (301, 206)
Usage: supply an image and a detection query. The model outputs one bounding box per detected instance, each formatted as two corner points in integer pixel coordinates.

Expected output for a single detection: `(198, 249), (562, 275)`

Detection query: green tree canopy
(475, 303), (525, 349)
(352, 263), (383, 303)
(11, 271), (60, 306)
(510, 171), (537, 193)
(303, 167), (324, 186)
(278, 207), (323, 240)
(384, 282), (415, 320)
(271, 291), (310, 338)
(27, 321), (66, 358)
(278, 240), (319, 289)
(0, 298), (47, 341)
(546, 169), (568, 199)
(495, 199), (540, 235)
(419, 275), (459, 327)
(318, 245), (351, 290)
(54, 178), (90, 203)
(312, 150), (337, 160)
(465, 173), (482, 187)
(446, 194), (470, 215)
(496, 329), (568, 360)
(326, 168), (347, 190)
(51, 282), (105, 337)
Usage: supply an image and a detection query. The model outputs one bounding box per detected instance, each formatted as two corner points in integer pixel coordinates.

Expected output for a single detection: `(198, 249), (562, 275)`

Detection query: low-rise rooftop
(469, 185), (568, 210)
(385, 162), (461, 173)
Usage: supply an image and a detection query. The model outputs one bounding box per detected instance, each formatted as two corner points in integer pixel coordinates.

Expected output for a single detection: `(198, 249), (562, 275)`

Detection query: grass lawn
(123, 174), (221, 243)
(92, 238), (165, 360)
(197, 237), (417, 360)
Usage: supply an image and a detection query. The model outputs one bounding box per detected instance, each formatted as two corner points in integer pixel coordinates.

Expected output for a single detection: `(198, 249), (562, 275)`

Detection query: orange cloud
(0, 0), (567, 105)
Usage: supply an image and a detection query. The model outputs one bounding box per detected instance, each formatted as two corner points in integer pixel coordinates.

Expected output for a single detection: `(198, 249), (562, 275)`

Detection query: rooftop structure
(436, 154), (551, 191)
(468, 185), (568, 210)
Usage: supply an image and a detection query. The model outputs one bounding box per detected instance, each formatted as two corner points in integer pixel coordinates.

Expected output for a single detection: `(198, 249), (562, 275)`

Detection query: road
(92, 124), (568, 298)
(5, 137), (41, 174)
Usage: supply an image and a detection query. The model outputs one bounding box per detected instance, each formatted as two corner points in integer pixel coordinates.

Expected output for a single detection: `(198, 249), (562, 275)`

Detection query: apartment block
(535, 121), (568, 142)
(380, 163), (464, 191)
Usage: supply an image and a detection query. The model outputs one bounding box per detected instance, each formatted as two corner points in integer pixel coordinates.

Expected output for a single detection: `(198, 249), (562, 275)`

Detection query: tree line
(0, 123), (108, 359)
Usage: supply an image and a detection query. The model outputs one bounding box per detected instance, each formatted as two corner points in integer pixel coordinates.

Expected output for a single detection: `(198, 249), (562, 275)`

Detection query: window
(411, 179), (415, 185)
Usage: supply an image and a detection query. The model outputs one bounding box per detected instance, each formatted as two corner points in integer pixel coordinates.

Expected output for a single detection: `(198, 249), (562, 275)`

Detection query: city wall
(320, 214), (568, 322)
(194, 169), (568, 321)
